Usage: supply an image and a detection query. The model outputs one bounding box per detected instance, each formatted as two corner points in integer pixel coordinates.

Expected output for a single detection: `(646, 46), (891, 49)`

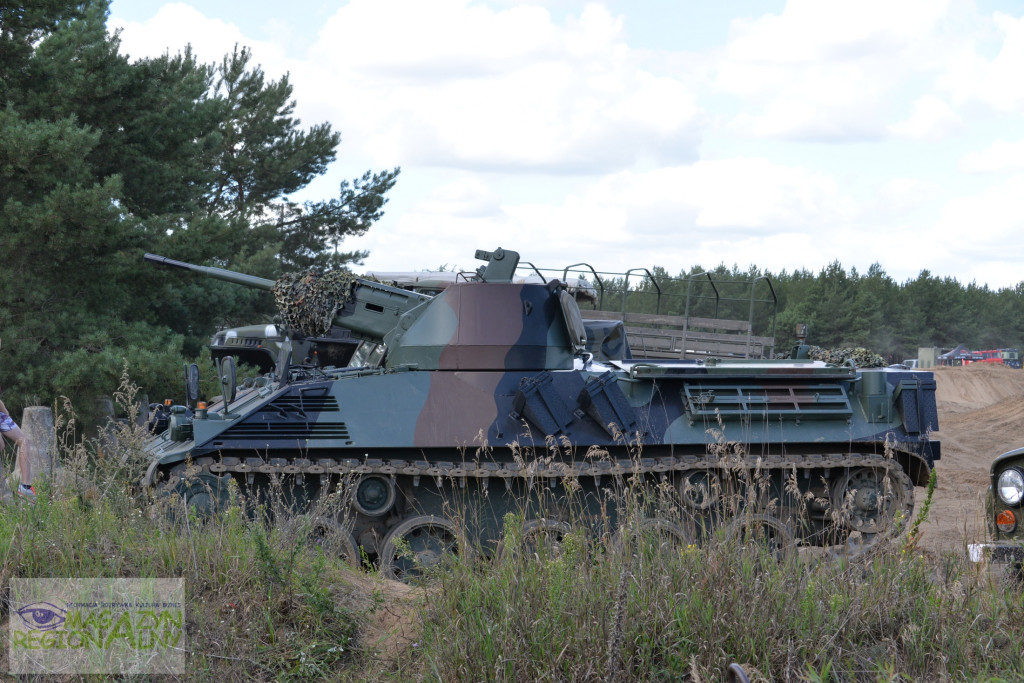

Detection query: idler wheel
(352, 475), (397, 517)
(833, 467), (914, 536)
(282, 515), (359, 568)
(162, 471), (231, 520)
(379, 515), (461, 582)
(828, 466), (915, 560)
(677, 470), (720, 511)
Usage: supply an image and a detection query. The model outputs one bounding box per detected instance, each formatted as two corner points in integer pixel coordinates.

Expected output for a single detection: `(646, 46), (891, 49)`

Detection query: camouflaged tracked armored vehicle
(143, 248), (940, 579)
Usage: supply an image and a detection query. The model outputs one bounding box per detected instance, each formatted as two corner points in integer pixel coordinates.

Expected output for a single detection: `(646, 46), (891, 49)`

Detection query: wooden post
(20, 406), (57, 481)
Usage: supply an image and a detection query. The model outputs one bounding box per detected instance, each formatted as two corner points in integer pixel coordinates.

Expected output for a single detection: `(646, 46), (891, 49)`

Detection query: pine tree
(0, 0), (399, 420)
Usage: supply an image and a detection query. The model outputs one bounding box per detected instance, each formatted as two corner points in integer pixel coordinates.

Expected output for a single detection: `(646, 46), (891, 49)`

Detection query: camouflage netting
(804, 346), (886, 368)
(272, 268), (360, 337)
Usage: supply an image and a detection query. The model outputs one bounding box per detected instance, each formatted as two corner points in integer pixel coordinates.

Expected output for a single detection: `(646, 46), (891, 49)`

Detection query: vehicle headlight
(997, 468), (1024, 506)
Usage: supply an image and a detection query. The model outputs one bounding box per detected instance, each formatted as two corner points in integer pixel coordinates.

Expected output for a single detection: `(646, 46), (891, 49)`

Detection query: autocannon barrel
(144, 252), (434, 343)
(144, 253), (275, 291)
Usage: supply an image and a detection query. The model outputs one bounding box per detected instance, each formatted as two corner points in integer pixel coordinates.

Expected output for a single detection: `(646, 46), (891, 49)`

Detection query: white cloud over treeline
(112, 0), (1024, 288)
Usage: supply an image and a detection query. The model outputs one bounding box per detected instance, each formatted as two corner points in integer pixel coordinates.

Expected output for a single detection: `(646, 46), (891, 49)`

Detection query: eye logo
(15, 602), (67, 631)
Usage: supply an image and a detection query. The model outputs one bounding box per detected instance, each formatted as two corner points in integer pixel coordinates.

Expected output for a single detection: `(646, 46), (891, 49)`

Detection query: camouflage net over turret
(805, 346), (886, 368)
(272, 269), (360, 337)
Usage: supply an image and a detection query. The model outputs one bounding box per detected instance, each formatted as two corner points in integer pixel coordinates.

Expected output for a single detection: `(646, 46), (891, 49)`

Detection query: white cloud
(918, 175), (1024, 286)
(940, 12), (1024, 112)
(415, 178), (503, 218)
(586, 159), (853, 231)
(960, 139), (1024, 174)
(299, 0), (701, 171)
(726, 0), (948, 66)
(717, 0), (953, 140)
(871, 178), (940, 216)
(110, 3), (288, 70)
(934, 174), (1024, 241)
(349, 157), (858, 274)
(315, 0), (559, 79)
(887, 95), (961, 140)
(113, 1), (703, 174)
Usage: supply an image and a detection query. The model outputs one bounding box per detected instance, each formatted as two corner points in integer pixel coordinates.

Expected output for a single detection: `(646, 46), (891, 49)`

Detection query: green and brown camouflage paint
(144, 248), (940, 577)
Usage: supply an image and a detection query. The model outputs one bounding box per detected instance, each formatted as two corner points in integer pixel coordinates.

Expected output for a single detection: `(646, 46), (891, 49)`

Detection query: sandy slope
(922, 364), (1024, 553)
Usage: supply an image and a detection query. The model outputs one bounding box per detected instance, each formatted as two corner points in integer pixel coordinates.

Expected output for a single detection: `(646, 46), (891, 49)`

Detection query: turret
(379, 247), (586, 371)
(145, 248), (586, 372)
(145, 252), (433, 346)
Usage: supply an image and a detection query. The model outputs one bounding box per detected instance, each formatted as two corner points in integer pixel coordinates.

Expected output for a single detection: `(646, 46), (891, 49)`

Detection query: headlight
(997, 468), (1024, 506)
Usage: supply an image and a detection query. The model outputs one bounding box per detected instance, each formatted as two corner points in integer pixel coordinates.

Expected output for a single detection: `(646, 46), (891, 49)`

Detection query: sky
(108, 0), (1024, 288)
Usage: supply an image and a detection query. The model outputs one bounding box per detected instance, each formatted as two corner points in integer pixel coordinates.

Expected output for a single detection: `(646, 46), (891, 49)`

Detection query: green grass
(3, 472), (1021, 682)
(0, 376), (368, 681)
(407, 472), (1024, 683)
(2, 377), (1022, 681)
(0, 482), (366, 681)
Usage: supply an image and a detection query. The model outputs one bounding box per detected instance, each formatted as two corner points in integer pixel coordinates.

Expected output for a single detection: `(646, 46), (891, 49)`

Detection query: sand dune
(924, 363), (1024, 552)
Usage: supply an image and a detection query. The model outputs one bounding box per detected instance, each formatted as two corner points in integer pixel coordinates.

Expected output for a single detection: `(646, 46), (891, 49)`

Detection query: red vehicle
(970, 349), (1020, 368)
(975, 350), (1003, 364)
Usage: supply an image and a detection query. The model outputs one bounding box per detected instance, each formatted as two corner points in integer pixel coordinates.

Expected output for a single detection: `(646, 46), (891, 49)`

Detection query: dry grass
(0, 371), (371, 682)
(1, 371), (1021, 681)
(402, 465), (1024, 682)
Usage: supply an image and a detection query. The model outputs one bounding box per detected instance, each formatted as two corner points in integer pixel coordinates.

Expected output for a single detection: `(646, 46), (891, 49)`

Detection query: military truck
(209, 324), (381, 373)
(968, 447), (1024, 572)
(144, 247), (939, 580)
(145, 254), (385, 374)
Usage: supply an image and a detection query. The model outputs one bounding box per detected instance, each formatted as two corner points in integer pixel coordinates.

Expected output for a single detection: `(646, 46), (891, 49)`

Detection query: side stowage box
(893, 378), (938, 435)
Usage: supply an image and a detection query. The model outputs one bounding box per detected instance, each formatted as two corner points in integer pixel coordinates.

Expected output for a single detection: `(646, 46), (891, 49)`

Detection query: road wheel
(615, 516), (694, 560)
(282, 514), (360, 568)
(829, 466), (914, 560)
(726, 512), (796, 565)
(379, 515), (461, 582)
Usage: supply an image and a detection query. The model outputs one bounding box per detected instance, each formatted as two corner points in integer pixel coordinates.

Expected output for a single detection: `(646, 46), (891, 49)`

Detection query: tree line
(598, 260), (1024, 362)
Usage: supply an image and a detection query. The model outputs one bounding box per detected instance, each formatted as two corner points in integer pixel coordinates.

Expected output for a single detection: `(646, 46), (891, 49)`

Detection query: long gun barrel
(144, 253), (275, 291)
(144, 252), (433, 343)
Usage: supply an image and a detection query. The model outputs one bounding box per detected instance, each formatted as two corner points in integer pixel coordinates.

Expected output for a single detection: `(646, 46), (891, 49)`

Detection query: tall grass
(2, 370), (1021, 681)
(0, 370), (368, 682)
(406, 468), (1024, 683)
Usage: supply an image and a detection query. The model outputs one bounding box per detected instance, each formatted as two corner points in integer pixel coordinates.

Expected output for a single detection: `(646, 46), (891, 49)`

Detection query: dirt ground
(920, 363), (1024, 554)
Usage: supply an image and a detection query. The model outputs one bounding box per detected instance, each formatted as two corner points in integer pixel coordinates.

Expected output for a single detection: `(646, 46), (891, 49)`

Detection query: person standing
(0, 397), (36, 503)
